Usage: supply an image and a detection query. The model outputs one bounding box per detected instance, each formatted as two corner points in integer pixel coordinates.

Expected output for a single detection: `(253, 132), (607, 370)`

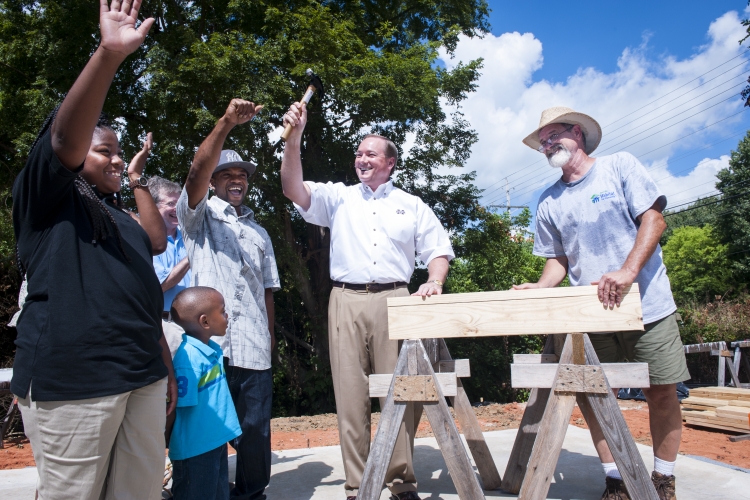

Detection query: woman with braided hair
(11, 2), (176, 499)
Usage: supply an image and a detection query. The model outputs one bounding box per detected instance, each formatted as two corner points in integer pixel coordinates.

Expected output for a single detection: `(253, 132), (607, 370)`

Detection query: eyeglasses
(158, 200), (178, 208)
(537, 125), (575, 152)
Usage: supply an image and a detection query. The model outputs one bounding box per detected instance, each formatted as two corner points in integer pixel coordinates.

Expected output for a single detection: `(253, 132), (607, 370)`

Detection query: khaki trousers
(329, 286), (419, 497)
(162, 318), (186, 357)
(18, 378), (167, 500)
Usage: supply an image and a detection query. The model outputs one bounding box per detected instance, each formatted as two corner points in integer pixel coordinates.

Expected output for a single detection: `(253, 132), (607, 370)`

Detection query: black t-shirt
(11, 130), (167, 401)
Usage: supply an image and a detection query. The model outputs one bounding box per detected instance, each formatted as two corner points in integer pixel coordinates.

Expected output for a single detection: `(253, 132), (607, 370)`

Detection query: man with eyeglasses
(149, 176), (192, 356)
(280, 102), (454, 500)
(514, 107), (688, 500)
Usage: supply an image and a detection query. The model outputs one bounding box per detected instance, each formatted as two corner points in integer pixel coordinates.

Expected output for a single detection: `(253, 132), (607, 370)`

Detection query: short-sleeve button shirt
(294, 180), (454, 283)
(177, 191), (281, 370)
(153, 228), (191, 312)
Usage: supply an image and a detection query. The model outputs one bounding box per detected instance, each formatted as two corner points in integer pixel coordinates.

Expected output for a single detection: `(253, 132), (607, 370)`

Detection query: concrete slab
(1, 426), (747, 499)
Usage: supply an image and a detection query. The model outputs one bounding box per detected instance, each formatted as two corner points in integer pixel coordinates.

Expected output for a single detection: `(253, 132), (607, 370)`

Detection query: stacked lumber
(681, 387), (750, 433)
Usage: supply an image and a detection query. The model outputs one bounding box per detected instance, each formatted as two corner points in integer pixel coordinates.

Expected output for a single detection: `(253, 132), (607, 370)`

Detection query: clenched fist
(223, 99), (264, 126)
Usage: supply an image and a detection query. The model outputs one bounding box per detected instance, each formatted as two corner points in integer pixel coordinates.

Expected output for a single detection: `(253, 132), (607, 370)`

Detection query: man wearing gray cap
(177, 99), (280, 500)
(513, 107), (688, 500)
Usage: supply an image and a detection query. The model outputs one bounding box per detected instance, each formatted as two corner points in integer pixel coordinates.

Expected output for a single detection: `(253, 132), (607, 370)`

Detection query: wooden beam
(369, 372), (457, 398)
(438, 339), (502, 490)
(511, 363), (650, 389)
(513, 353), (558, 364)
(580, 335), (658, 500)
(358, 341), (411, 500)
(554, 365), (609, 393)
(683, 341), (727, 354)
(518, 334), (578, 499)
(711, 349), (733, 357)
(436, 359), (471, 378)
(412, 341), (485, 500)
(387, 285), (643, 340)
(394, 375), (439, 402)
(502, 335), (557, 494)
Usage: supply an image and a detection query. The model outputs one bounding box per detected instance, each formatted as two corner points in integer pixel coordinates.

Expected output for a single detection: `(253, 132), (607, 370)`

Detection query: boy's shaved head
(171, 286), (223, 332)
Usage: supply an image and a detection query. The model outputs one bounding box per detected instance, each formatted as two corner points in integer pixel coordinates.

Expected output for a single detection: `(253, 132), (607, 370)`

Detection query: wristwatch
(128, 176), (150, 189)
(429, 279), (444, 287)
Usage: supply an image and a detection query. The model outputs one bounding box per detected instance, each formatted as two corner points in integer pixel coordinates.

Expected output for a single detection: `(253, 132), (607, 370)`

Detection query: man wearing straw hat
(514, 107), (689, 500)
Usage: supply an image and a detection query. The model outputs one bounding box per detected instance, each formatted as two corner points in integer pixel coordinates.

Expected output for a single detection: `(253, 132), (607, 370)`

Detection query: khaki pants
(18, 378), (167, 500)
(162, 318), (186, 357)
(329, 286), (419, 497)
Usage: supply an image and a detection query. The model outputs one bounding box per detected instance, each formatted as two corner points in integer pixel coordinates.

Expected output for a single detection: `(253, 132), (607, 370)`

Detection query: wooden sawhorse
(358, 284), (659, 500)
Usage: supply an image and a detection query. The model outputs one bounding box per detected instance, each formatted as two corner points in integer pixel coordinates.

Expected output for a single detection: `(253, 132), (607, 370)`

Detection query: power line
(498, 105), (747, 205)
(487, 50), (750, 193)
(595, 93), (742, 156)
(496, 108), (748, 207)
(603, 63), (748, 133)
(664, 188), (750, 217)
(603, 50), (749, 128)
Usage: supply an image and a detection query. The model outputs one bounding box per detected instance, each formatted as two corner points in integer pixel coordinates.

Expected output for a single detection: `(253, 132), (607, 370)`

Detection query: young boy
(168, 287), (242, 500)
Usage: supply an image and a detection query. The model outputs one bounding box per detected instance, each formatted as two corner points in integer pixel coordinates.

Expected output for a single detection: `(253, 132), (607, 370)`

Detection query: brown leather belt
(162, 311), (171, 321)
(332, 281), (408, 292)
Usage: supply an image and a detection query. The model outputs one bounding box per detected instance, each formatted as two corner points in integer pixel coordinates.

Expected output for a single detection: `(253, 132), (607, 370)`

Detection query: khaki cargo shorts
(588, 312), (690, 386)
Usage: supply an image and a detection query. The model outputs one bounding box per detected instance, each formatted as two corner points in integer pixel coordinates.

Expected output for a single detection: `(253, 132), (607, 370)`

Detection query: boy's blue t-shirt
(168, 335), (241, 460)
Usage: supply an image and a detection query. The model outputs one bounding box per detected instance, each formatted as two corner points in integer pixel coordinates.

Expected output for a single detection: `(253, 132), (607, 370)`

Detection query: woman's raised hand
(99, 0), (155, 57)
(128, 132), (152, 180)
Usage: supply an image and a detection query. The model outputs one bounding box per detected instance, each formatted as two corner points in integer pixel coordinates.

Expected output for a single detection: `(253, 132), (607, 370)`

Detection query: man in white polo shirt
(280, 103), (454, 500)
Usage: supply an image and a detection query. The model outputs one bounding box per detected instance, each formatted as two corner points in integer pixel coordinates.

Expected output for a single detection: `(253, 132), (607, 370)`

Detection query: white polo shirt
(295, 180), (454, 283)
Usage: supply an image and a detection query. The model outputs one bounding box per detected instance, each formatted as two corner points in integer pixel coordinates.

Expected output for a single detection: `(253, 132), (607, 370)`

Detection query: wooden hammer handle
(281, 85), (316, 142)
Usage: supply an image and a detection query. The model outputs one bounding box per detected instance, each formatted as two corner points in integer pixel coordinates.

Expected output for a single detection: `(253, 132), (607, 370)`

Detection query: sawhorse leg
(501, 334), (557, 494)
(359, 340), (485, 500)
(517, 334), (658, 500)
(437, 339), (502, 490)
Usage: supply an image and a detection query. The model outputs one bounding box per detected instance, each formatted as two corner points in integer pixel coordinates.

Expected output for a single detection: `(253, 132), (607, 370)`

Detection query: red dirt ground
(2, 401), (749, 470)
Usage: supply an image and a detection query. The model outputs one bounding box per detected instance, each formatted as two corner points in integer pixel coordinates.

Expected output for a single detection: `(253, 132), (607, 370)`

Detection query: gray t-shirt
(533, 152), (676, 324)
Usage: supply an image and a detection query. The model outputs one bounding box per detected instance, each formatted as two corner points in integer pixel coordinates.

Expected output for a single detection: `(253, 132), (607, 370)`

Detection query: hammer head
(306, 68), (325, 100)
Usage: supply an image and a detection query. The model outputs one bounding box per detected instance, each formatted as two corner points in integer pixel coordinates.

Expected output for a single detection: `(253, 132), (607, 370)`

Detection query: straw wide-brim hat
(522, 107), (602, 155)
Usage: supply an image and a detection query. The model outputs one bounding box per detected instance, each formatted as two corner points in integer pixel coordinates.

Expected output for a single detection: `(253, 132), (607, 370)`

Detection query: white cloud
(437, 10), (749, 212)
(645, 155), (729, 208)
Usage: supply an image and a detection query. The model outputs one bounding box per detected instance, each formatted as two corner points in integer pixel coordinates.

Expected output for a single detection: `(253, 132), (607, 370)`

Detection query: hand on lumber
(412, 256), (449, 297)
(512, 256), (568, 290)
(592, 268), (636, 309)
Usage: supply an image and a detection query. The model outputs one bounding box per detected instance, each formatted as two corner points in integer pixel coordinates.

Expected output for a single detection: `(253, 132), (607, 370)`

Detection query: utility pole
(489, 178), (527, 212)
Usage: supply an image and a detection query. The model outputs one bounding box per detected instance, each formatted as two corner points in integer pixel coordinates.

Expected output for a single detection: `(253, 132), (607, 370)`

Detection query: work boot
(651, 471), (677, 500)
(390, 492), (421, 500)
(600, 476), (630, 500)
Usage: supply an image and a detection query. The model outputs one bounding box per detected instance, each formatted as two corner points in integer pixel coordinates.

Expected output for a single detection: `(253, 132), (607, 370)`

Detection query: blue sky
(487, 1), (742, 82)
(431, 1), (750, 220)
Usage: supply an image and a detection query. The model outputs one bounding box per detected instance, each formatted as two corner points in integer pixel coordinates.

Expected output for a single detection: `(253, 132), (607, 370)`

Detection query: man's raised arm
(185, 99), (262, 209)
(280, 102), (312, 210)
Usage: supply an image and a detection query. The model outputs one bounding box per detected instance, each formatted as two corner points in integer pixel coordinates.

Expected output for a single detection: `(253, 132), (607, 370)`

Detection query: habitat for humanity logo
(591, 191), (616, 204)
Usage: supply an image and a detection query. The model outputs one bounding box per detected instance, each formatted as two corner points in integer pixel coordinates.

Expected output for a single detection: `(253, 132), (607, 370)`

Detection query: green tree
(715, 131), (750, 285)
(0, 0), (489, 415)
(662, 225), (731, 303)
(661, 195), (719, 246)
(443, 208), (547, 403)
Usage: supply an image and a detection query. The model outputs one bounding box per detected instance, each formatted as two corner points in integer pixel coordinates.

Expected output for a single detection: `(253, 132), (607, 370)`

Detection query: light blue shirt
(533, 152), (677, 324)
(153, 228), (191, 311)
(168, 335), (241, 461)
